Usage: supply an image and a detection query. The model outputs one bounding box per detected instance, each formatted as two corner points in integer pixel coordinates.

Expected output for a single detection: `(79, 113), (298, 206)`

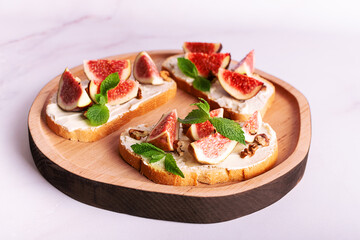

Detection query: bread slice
(119, 123), (278, 186)
(46, 79), (177, 142)
(162, 54), (275, 122)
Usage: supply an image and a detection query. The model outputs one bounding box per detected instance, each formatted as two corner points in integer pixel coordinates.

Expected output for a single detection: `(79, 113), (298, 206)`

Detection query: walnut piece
(173, 140), (185, 156)
(254, 133), (269, 147)
(129, 129), (149, 140)
(160, 70), (172, 82)
(136, 88), (142, 99)
(240, 143), (259, 158)
(240, 149), (249, 158)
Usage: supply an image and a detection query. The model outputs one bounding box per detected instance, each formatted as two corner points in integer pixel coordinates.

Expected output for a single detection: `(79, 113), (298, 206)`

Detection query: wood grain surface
(28, 50), (311, 223)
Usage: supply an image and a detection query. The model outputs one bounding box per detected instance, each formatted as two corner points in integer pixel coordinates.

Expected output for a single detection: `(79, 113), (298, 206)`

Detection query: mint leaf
(178, 109), (209, 124)
(209, 117), (246, 145)
(149, 153), (165, 163)
(85, 104), (110, 126)
(131, 143), (165, 163)
(131, 143), (184, 177)
(193, 76), (211, 92)
(177, 58), (198, 78)
(95, 94), (106, 105)
(100, 72), (120, 100)
(191, 98), (210, 115)
(164, 153), (184, 178)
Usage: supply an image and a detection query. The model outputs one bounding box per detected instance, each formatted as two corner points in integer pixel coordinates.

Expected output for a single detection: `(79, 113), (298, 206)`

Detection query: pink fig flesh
(133, 51), (163, 85)
(183, 42), (222, 53)
(218, 69), (263, 100)
(185, 52), (230, 78)
(190, 132), (237, 165)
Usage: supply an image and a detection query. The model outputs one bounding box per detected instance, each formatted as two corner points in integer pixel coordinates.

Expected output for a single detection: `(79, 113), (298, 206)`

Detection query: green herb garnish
(85, 72), (120, 126)
(164, 153), (184, 178)
(131, 143), (184, 178)
(85, 104), (109, 126)
(177, 58), (211, 92)
(178, 98), (246, 145)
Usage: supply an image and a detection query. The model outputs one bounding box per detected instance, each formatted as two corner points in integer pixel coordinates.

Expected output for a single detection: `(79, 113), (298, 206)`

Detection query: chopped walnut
(240, 148), (249, 158)
(240, 143), (259, 158)
(173, 140), (185, 156)
(254, 133), (269, 147)
(160, 70), (172, 82)
(248, 143), (258, 154)
(129, 129), (149, 140)
(136, 88), (142, 99)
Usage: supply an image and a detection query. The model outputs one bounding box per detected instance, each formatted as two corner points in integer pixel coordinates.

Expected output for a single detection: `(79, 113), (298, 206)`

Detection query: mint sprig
(177, 58), (211, 92)
(85, 72), (120, 126)
(178, 98), (246, 145)
(177, 98), (210, 124)
(131, 143), (185, 178)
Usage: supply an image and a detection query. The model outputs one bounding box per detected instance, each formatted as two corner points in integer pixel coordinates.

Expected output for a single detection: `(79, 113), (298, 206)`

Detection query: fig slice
(242, 111), (263, 143)
(133, 51), (164, 85)
(84, 59), (132, 103)
(189, 132), (237, 165)
(57, 68), (92, 111)
(106, 79), (139, 105)
(218, 68), (264, 100)
(186, 108), (224, 141)
(147, 109), (179, 151)
(185, 52), (230, 78)
(233, 50), (255, 76)
(183, 42), (222, 53)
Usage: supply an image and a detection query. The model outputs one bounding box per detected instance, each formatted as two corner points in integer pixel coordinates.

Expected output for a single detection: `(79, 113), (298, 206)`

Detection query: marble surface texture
(1, 0), (360, 239)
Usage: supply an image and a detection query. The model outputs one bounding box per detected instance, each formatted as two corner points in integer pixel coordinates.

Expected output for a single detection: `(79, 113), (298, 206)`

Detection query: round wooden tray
(28, 50), (311, 223)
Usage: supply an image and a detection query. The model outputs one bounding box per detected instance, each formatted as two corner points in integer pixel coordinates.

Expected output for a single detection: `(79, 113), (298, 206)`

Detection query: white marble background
(1, 0), (360, 239)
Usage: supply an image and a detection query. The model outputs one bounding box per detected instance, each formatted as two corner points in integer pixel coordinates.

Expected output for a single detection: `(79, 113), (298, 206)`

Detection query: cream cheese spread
(46, 80), (175, 132)
(120, 122), (277, 171)
(162, 55), (275, 115)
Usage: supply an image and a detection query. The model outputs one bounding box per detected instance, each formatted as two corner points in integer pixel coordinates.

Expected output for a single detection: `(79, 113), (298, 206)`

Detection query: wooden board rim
(29, 130), (309, 223)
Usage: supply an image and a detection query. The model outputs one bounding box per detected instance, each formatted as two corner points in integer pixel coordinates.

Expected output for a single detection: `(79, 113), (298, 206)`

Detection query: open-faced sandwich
(119, 99), (278, 186)
(162, 42), (275, 122)
(45, 51), (177, 142)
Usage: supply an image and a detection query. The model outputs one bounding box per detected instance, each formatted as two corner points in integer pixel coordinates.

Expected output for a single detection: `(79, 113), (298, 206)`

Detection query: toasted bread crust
(119, 132), (278, 186)
(162, 57), (275, 122)
(46, 80), (177, 142)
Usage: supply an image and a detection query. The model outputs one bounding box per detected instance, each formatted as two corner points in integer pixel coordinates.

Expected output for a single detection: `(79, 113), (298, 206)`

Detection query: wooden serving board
(28, 50), (311, 223)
